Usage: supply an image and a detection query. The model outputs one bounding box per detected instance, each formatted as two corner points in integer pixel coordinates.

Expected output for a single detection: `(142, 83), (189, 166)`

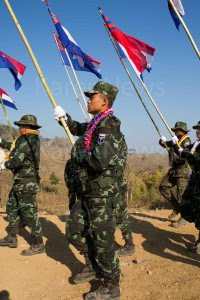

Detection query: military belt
(14, 177), (39, 184)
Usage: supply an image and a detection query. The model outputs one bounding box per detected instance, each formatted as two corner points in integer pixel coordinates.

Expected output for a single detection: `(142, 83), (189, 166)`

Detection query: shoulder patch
(97, 133), (106, 145)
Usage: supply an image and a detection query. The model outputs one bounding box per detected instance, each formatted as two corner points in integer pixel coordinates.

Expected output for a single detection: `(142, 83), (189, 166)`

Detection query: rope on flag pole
(0, 96), (15, 140)
(168, 0), (200, 59)
(3, 0), (75, 145)
(63, 48), (91, 120)
(52, 33), (88, 122)
(103, 23), (162, 138)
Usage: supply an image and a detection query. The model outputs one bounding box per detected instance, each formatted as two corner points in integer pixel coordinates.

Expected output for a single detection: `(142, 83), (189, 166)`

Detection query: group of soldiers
(0, 81), (199, 300)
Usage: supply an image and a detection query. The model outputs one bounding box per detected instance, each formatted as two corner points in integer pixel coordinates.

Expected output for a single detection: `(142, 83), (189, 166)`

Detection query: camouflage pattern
(171, 121), (190, 132)
(84, 81), (118, 102)
(66, 113), (127, 285)
(159, 135), (191, 213)
(14, 115), (41, 129)
(180, 143), (200, 230)
(6, 187), (42, 236)
(0, 133), (42, 236)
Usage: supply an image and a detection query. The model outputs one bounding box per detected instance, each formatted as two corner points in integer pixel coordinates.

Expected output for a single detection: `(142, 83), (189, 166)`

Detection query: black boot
(118, 240), (135, 257)
(0, 227), (18, 248)
(187, 233), (200, 254)
(85, 281), (120, 300)
(72, 253), (101, 284)
(21, 235), (45, 256)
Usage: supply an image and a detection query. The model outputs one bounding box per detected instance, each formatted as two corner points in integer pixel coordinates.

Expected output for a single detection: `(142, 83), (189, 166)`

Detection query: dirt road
(0, 209), (199, 300)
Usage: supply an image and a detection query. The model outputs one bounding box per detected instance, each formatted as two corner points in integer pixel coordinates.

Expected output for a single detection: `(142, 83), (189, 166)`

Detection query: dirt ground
(0, 208), (199, 300)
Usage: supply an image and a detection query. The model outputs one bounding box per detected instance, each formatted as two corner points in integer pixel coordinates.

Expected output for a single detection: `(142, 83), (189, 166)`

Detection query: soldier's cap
(84, 81), (118, 102)
(171, 121), (190, 133)
(14, 115), (41, 129)
(192, 121), (200, 129)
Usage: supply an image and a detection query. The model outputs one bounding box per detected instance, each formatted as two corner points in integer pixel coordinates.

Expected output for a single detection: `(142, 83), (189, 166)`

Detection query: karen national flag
(53, 32), (101, 74)
(0, 88), (17, 110)
(99, 9), (156, 78)
(168, 0), (185, 30)
(44, 1), (102, 79)
(0, 51), (26, 90)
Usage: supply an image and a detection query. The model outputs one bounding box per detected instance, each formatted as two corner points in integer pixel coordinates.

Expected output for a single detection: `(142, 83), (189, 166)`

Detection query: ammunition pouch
(82, 176), (117, 192)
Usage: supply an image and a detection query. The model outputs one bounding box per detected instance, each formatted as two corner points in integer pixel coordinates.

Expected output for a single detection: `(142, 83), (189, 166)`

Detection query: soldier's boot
(85, 282), (120, 300)
(73, 253), (102, 284)
(187, 241), (200, 254)
(168, 210), (178, 220)
(118, 240), (135, 257)
(21, 235), (45, 256)
(171, 217), (187, 228)
(0, 227), (18, 248)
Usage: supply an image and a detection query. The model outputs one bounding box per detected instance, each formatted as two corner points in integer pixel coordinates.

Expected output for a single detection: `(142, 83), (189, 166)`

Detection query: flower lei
(84, 108), (114, 154)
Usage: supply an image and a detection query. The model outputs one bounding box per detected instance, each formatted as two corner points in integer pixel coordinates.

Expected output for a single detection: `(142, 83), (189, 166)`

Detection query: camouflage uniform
(159, 122), (191, 221)
(179, 121), (200, 253)
(64, 82), (125, 299)
(0, 115), (44, 255)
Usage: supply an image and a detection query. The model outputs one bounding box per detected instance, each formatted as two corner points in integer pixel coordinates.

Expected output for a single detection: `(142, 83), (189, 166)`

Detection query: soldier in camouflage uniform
(0, 115), (44, 256)
(159, 121), (191, 228)
(54, 81), (126, 300)
(174, 121), (200, 254)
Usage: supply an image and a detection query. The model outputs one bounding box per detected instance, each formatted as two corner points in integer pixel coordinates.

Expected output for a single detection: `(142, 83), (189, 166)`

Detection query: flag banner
(44, 1), (102, 78)
(99, 9), (156, 78)
(0, 51), (26, 90)
(53, 33), (101, 74)
(168, 0), (185, 30)
(0, 88), (17, 110)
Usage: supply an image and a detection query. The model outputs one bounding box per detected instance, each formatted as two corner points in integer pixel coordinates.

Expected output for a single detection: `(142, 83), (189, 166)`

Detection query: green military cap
(192, 121), (200, 129)
(14, 115), (41, 129)
(84, 81), (118, 102)
(171, 121), (190, 133)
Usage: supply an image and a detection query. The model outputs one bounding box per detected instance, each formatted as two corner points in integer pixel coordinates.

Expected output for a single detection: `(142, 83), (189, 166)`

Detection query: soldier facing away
(159, 121), (191, 228)
(174, 121), (200, 254)
(54, 81), (125, 300)
(0, 115), (45, 256)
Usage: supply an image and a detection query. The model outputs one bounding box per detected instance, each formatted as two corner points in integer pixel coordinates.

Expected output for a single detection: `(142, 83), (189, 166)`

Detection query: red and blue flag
(44, 1), (102, 79)
(0, 51), (26, 91)
(0, 88), (17, 110)
(99, 9), (156, 78)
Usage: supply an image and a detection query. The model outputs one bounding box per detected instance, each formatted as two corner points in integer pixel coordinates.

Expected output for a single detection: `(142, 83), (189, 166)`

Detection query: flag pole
(0, 96), (15, 140)
(168, 0), (200, 59)
(52, 33), (88, 122)
(63, 48), (91, 120)
(102, 24), (162, 137)
(3, 0), (75, 145)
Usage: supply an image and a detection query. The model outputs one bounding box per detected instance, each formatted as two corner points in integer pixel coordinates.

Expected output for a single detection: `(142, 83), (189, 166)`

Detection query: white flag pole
(52, 33), (88, 122)
(168, 0), (200, 59)
(64, 49), (91, 120)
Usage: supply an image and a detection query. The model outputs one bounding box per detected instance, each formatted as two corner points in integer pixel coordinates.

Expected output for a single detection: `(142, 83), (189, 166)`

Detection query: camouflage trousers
(180, 180), (200, 230)
(6, 185), (42, 236)
(66, 196), (120, 285)
(159, 169), (189, 214)
(113, 192), (132, 244)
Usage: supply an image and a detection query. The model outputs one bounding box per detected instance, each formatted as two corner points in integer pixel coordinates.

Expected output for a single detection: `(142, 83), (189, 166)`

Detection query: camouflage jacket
(0, 134), (40, 184)
(66, 113), (127, 197)
(159, 136), (191, 171)
(181, 142), (200, 184)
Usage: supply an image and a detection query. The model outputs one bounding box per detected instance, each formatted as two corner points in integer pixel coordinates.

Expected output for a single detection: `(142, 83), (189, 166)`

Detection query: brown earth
(0, 208), (199, 300)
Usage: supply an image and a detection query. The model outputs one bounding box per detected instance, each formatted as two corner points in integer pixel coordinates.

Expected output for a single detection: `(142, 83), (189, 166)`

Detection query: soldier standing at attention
(173, 121), (200, 254)
(54, 81), (125, 300)
(159, 122), (191, 228)
(0, 115), (44, 256)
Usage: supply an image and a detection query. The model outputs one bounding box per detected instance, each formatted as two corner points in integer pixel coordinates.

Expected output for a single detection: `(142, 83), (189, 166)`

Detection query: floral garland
(84, 108), (114, 154)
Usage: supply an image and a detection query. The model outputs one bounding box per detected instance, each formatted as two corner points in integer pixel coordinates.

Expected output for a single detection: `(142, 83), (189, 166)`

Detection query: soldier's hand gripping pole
(4, 0), (75, 145)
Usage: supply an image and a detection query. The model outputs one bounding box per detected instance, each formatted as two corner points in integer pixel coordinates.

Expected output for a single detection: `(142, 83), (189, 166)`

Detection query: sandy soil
(0, 208), (199, 300)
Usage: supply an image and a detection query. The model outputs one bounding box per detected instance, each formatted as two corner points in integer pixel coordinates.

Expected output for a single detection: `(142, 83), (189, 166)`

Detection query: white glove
(172, 135), (179, 145)
(0, 161), (6, 171)
(54, 106), (68, 121)
(160, 136), (167, 143)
